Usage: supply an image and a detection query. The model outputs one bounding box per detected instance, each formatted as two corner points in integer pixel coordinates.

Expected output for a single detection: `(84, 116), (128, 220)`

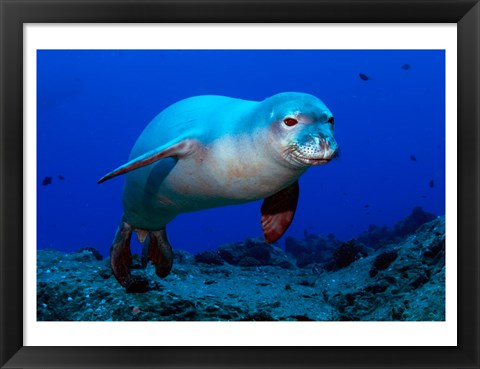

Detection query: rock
(285, 236), (309, 257)
(242, 311), (277, 321)
(394, 206), (436, 237)
(357, 224), (394, 249)
(75, 246), (103, 260)
(125, 277), (150, 293)
(174, 249), (195, 264)
(358, 207), (437, 249)
(247, 244), (270, 263)
(372, 250), (398, 272)
(423, 235), (445, 260)
(238, 256), (261, 267)
(70, 249), (98, 262)
(410, 270), (430, 289)
(338, 314), (360, 321)
(97, 268), (112, 280)
(131, 253), (144, 269)
(194, 250), (224, 265)
(218, 238), (295, 269)
(218, 242), (244, 264)
(36, 214), (445, 322)
(391, 305), (406, 320)
(271, 259), (296, 270)
(291, 315), (315, 321)
(297, 276), (317, 287)
(364, 283), (389, 294)
(325, 239), (368, 271)
(285, 234), (340, 266)
(295, 252), (315, 268)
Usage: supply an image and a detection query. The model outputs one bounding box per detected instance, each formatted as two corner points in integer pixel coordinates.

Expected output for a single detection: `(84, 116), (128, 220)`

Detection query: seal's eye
(328, 117), (334, 125)
(283, 118), (298, 127)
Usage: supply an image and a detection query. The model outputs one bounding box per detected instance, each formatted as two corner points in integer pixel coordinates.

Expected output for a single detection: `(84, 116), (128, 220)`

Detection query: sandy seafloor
(37, 209), (445, 321)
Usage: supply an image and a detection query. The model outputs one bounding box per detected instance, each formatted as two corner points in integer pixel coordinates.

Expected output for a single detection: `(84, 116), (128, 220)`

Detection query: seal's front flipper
(146, 228), (173, 278)
(98, 138), (199, 184)
(110, 220), (133, 287)
(261, 180), (299, 243)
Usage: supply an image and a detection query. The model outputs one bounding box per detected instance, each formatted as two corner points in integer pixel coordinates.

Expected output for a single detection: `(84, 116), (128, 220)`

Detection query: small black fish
(429, 179), (435, 188)
(401, 64), (411, 70)
(410, 155), (417, 162)
(359, 73), (369, 81)
(42, 176), (52, 186)
(58, 175), (65, 180)
(364, 204), (369, 208)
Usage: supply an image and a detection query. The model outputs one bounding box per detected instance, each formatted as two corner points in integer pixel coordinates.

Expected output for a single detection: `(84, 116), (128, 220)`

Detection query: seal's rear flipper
(261, 180), (299, 243)
(110, 220), (133, 287)
(97, 138), (199, 184)
(146, 228), (173, 278)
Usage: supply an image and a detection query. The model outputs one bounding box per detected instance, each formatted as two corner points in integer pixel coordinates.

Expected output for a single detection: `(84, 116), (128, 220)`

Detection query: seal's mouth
(284, 140), (337, 167)
(290, 153), (334, 166)
(308, 157), (332, 165)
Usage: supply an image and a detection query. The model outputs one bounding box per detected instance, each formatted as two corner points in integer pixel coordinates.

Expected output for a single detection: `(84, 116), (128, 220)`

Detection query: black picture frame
(1, 1), (479, 368)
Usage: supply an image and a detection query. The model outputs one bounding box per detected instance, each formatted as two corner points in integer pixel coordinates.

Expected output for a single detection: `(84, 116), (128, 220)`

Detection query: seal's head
(260, 92), (338, 168)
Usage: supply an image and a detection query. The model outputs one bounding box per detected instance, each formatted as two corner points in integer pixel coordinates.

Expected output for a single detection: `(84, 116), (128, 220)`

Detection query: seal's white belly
(122, 135), (300, 229)
(159, 136), (297, 207)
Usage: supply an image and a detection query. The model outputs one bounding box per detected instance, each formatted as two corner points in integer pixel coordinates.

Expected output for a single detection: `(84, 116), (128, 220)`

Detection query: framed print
(1, 0), (479, 368)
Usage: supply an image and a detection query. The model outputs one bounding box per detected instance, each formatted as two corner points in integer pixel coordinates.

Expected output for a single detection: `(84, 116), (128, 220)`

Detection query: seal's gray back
(129, 95), (258, 160)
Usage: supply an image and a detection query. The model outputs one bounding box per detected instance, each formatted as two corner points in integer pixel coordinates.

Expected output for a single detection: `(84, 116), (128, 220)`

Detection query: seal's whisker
(282, 145), (296, 157)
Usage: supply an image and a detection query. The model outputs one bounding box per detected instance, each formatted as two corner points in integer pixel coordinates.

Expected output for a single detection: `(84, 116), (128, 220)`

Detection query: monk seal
(99, 92), (338, 288)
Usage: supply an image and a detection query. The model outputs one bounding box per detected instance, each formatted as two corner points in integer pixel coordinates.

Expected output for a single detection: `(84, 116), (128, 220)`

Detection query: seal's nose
(319, 136), (338, 159)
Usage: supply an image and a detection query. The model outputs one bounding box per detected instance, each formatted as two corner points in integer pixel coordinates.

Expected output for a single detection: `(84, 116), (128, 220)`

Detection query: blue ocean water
(37, 50), (445, 257)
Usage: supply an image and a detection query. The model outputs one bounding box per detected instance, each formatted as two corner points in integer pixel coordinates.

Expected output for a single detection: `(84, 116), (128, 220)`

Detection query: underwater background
(37, 50), (445, 256)
(37, 50), (446, 321)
